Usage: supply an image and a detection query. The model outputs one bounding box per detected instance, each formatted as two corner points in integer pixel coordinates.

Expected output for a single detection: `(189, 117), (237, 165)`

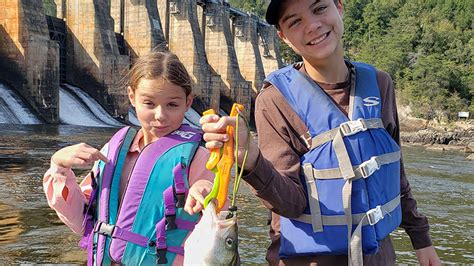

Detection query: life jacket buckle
(94, 222), (115, 236)
(156, 247), (168, 264)
(367, 205), (384, 225)
(175, 192), (186, 208)
(165, 214), (177, 230)
(360, 156), (380, 178)
(340, 118), (367, 136)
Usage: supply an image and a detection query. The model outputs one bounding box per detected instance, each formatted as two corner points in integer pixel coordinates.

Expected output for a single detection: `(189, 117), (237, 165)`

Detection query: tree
(346, 0), (472, 121)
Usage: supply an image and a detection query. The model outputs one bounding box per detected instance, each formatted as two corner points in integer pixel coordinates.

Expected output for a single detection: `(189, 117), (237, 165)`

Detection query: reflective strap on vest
(308, 151), (401, 180)
(293, 195), (400, 227)
(305, 118), (384, 150)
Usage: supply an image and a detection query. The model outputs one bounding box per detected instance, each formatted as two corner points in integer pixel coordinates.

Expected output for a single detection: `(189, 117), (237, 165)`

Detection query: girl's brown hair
(126, 50), (192, 96)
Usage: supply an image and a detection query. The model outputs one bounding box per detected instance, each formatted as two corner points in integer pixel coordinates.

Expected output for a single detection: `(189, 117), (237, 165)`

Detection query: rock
(467, 142), (474, 152)
(466, 153), (474, 161)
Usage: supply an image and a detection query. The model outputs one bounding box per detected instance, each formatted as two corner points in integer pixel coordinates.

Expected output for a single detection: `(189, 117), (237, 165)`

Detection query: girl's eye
(143, 101), (154, 106)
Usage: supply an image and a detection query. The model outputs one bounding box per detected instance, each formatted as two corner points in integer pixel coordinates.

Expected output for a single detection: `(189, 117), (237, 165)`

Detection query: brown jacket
(242, 62), (432, 265)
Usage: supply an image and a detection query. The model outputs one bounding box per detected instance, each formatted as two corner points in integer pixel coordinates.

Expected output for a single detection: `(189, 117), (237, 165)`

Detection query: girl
(43, 50), (214, 265)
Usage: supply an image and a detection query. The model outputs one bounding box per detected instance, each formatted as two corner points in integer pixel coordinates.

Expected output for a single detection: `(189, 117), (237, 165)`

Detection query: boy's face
(277, 0), (344, 64)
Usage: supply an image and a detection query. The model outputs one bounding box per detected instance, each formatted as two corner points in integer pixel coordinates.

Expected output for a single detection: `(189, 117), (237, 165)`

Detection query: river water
(0, 125), (472, 264)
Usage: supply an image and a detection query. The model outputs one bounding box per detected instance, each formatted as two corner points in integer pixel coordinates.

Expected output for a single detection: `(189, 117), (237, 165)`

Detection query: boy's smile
(277, 0), (344, 66)
(307, 31), (330, 46)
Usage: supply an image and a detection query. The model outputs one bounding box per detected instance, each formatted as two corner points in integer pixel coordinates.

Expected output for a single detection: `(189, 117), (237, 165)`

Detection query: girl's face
(128, 78), (192, 143)
(277, 0), (344, 65)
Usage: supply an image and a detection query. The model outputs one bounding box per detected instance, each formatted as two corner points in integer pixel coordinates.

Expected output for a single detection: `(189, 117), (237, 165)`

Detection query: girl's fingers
(192, 201), (204, 213)
(92, 150), (109, 163)
(79, 147), (109, 163)
(184, 197), (195, 214)
(191, 191), (205, 205)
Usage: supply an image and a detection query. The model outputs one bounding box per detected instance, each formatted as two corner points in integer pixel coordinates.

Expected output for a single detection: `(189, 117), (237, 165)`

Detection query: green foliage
(228, 0), (267, 18)
(279, 41), (303, 64)
(345, 0), (473, 121)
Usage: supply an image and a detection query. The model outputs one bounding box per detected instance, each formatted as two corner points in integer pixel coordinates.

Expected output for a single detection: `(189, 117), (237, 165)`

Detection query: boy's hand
(51, 143), (109, 169)
(200, 114), (259, 170)
(184, 180), (213, 215)
(415, 246), (441, 266)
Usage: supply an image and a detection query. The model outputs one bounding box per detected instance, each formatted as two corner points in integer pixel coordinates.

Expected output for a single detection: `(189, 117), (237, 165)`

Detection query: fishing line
(230, 108), (250, 209)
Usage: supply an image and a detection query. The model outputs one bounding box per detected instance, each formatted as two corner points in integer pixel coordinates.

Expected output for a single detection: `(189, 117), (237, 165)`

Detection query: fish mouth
(216, 211), (237, 229)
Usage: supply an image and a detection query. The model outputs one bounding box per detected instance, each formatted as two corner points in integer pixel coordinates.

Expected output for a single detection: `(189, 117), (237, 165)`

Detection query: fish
(183, 202), (240, 265)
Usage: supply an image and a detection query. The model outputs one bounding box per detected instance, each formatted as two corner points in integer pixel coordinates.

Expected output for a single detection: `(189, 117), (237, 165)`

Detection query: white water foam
(0, 83), (41, 124)
(59, 84), (124, 127)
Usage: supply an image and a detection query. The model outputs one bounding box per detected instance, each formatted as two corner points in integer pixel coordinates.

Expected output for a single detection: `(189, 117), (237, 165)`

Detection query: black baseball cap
(265, 0), (284, 25)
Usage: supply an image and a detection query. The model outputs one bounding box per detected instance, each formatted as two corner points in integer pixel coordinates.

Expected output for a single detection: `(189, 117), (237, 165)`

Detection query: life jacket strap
(293, 195), (400, 227)
(93, 221), (149, 247)
(163, 186), (178, 230)
(303, 151), (401, 180)
(302, 164), (323, 232)
(173, 159), (188, 208)
(155, 216), (195, 264)
(303, 118), (384, 150)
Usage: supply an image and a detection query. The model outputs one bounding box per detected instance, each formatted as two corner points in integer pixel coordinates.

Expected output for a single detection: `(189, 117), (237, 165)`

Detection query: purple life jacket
(80, 125), (202, 265)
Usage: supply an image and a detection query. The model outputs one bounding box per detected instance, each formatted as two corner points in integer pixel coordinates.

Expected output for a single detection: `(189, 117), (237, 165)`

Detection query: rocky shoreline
(399, 117), (474, 160)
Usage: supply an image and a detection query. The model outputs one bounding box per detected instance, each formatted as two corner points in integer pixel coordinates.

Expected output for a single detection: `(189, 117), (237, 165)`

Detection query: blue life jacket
(265, 62), (402, 265)
(80, 125), (202, 265)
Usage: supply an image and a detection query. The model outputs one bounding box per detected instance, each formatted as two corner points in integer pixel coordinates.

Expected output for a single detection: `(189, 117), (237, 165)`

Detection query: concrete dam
(0, 0), (283, 124)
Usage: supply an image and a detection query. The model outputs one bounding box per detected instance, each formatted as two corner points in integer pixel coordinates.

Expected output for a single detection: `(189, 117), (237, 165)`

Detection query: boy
(201, 0), (441, 265)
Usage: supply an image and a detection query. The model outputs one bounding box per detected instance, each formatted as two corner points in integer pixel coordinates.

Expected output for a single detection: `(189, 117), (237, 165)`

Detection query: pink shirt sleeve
(43, 162), (92, 234)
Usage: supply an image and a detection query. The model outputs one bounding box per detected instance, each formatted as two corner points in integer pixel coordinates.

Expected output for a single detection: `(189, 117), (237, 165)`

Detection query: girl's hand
(184, 180), (213, 215)
(200, 114), (259, 170)
(51, 143), (109, 169)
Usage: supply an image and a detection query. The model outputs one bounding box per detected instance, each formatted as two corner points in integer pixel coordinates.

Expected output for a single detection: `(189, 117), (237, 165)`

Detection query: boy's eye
(143, 101), (154, 106)
(289, 19), (301, 28)
(168, 102), (179, 108)
(313, 5), (327, 14)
